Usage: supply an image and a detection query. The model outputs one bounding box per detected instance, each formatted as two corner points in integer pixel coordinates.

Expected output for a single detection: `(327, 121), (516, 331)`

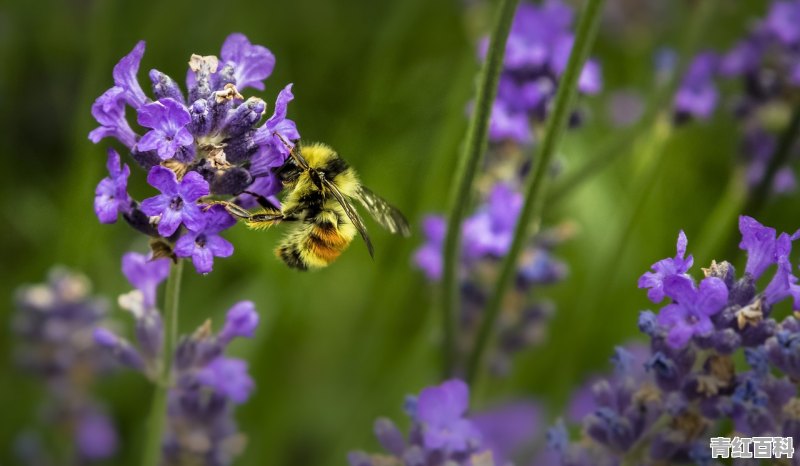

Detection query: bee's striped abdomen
(305, 220), (350, 264)
(274, 206), (356, 270)
(275, 244), (308, 270)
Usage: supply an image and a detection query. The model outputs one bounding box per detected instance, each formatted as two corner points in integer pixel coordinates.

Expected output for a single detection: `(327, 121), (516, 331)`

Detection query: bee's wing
(322, 178), (374, 258)
(355, 185), (411, 237)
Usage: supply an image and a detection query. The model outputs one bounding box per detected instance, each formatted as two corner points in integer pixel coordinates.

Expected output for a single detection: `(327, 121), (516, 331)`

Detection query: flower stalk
(441, 0), (520, 377)
(466, 0), (606, 386)
(142, 259), (184, 466)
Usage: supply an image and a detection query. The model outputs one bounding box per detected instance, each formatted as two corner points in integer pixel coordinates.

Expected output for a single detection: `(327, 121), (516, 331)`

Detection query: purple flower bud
(196, 357), (254, 404)
(93, 327), (144, 369)
(149, 69), (185, 103)
(219, 301), (259, 344)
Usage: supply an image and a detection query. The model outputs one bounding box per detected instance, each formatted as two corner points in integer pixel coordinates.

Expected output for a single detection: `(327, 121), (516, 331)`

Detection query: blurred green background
(0, 0), (784, 465)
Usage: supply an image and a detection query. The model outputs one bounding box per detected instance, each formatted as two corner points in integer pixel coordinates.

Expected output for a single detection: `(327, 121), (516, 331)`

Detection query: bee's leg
(243, 190), (281, 211)
(204, 200), (255, 220)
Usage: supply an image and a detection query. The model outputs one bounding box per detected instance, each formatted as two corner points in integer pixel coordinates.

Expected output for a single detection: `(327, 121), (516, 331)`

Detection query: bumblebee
(217, 136), (411, 270)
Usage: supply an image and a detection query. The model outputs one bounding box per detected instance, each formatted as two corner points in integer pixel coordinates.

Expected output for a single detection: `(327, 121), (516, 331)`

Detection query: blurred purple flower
(674, 52), (719, 121)
(218, 301), (259, 344)
(414, 216), (447, 281)
(196, 357), (255, 404)
(416, 379), (481, 452)
(121, 251), (170, 308)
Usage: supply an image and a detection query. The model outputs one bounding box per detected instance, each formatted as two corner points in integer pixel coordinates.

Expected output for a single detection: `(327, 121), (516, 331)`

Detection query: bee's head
(275, 158), (302, 184)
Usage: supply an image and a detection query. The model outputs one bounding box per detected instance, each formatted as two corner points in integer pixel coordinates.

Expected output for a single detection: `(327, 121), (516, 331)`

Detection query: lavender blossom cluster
(673, 0), (800, 194)
(90, 33), (300, 274)
(13, 269), (118, 463)
(484, 0), (602, 145)
(414, 0), (594, 375)
(349, 380), (540, 466)
(93, 252), (259, 465)
(547, 216), (800, 465)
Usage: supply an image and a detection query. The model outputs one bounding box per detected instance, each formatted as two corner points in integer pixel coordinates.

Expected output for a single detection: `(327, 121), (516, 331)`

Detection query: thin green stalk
(142, 259), (184, 466)
(548, 0), (719, 207)
(743, 104), (800, 215)
(441, 0), (520, 377)
(465, 0), (606, 386)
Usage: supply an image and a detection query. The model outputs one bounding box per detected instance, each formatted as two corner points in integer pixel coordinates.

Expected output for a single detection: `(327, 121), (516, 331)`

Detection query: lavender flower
(638, 230), (694, 303)
(89, 33), (301, 274)
(673, 52), (719, 122)
(413, 0), (599, 376)
(483, 0), (602, 145)
(349, 379), (493, 466)
(721, 0), (800, 195)
(173, 205), (236, 274)
(548, 216), (800, 465)
(94, 251), (260, 465)
(13, 269), (118, 463)
(140, 166), (209, 237)
(94, 148), (132, 224)
(136, 98), (194, 161)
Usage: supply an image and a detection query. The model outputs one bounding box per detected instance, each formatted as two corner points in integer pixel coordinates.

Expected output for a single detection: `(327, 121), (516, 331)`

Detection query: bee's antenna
(273, 131), (294, 153)
(274, 131), (310, 169)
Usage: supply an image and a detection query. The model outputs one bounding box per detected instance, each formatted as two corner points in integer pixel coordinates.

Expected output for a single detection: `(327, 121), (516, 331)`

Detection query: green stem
(548, 0), (719, 206)
(441, 0), (520, 377)
(142, 259), (184, 466)
(465, 0), (606, 386)
(743, 104), (800, 215)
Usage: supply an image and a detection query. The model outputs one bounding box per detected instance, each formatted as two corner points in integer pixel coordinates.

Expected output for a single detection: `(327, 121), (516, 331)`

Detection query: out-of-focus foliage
(0, 0), (782, 465)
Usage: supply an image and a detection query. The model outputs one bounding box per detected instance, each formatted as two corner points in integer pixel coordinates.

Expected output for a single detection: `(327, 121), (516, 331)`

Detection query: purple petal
(663, 274), (697, 304)
(180, 202), (207, 233)
(190, 245), (214, 274)
(666, 322), (694, 349)
(136, 129), (163, 154)
(695, 277), (728, 316)
(739, 215), (778, 279)
(201, 204), (236, 234)
(139, 195), (169, 217)
(656, 303), (687, 328)
(178, 171), (210, 202)
(266, 83), (295, 130)
(163, 97), (191, 127)
(220, 33), (276, 91)
(157, 208), (183, 237)
(146, 166), (179, 195)
(173, 232), (196, 258)
(113, 41), (148, 108)
(206, 234), (234, 257)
